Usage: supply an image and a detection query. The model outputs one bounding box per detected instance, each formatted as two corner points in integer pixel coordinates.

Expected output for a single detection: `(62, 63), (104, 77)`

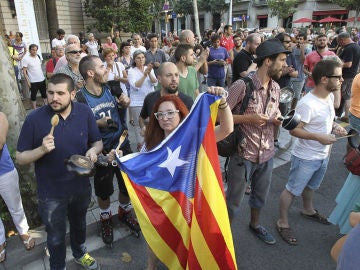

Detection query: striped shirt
(227, 73), (281, 163)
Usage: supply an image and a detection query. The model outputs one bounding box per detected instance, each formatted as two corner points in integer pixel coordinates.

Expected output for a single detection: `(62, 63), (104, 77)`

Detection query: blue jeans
(38, 185), (92, 270)
(207, 77), (226, 87)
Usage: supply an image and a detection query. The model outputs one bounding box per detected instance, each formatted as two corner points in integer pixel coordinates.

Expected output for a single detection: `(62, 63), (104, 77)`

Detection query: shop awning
(313, 10), (348, 16)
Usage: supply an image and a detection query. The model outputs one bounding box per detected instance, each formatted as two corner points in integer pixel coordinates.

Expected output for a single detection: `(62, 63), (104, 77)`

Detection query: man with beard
(139, 62), (193, 135)
(304, 34), (335, 93)
(175, 44), (200, 100)
(226, 39), (289, 245)
(16, 73), (102, 270)
(232, 33), (261, 82)
(77, 55), (137, 245)
(276, 57), (347, 245)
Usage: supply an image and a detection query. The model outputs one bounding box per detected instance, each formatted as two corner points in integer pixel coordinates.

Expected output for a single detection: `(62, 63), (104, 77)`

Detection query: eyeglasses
(154, 110), (179, 120)
(67, 50), (81, 54)
(326, 75), (343, 80)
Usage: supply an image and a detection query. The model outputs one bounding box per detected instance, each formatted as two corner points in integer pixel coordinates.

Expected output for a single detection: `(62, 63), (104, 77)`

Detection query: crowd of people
(3, 23), (360, 269)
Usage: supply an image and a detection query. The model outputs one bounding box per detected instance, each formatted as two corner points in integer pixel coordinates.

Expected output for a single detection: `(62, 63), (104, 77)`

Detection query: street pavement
(4, 99), (350, 269)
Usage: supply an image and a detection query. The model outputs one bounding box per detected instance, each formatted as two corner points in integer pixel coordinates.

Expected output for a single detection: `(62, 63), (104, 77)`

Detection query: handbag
(344, 147), (360, 175)
(216, 77), (254, 157)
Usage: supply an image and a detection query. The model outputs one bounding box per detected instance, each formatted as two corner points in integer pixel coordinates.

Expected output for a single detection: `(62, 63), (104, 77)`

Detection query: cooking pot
(279, 87), (295, 116)
(64, 155), (95, 177)
(281, 109), (301, 131)
(348, 129), (360, 149)
(279, 86), (294, 103)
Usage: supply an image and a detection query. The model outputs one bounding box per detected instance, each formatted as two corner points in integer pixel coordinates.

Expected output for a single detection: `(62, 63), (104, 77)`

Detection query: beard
(94, 72), (107, 84)
(268, 64), (283, 81)
(164, 86), (178, 94)
(317, 43), (326, 49)
(50, 100), (71, 113)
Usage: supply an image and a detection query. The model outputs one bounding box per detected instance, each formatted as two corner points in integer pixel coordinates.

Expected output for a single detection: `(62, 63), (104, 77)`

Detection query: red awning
(257, 15), (268, 19)
(313, 10), (348, 16)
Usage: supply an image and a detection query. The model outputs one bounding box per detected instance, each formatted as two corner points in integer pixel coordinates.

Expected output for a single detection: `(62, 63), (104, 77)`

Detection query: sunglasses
(67, 50), (81, 54)
(154, 110), (179, 120)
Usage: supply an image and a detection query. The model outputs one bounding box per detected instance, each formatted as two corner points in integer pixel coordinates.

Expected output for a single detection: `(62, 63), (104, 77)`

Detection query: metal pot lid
(279, 87), (294, 103)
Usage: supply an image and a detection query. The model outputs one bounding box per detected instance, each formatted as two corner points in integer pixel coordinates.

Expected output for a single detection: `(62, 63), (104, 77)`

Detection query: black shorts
(93, 142), (132, 198)
(30, 80), (47, 101)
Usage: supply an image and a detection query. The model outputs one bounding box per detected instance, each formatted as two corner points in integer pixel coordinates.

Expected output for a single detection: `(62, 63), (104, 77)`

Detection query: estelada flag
(118, 93), (237, 270)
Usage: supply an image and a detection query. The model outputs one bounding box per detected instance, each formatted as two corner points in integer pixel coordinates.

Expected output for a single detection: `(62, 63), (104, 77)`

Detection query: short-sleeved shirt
(207, 46), (229, 79)
(292, 92), (334, 160)
(51, 38), (65, 49)
(0, 144), (15, 175)
(16, 103), (101, 199)
(140, 90), (193, 120)
(339, 42), (360, 78)
(178, 66), (199, 100)
(227, 73), (281, 164)
(291, 46), (311, 81)
(145, 49), (167, 75)
(232, 49), (254, 82)
(46, 57), (59, 75)
(22, 54), (45, 83)
(304, 50), (335, 88)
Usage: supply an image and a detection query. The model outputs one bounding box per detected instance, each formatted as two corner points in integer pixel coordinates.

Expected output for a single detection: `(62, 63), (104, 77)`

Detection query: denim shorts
(349, 113), (360, 133)
(286, 155), (329, 196)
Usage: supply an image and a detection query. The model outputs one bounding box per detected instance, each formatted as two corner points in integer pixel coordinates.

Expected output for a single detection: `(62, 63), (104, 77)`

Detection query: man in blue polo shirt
(16, 73), (103, 270)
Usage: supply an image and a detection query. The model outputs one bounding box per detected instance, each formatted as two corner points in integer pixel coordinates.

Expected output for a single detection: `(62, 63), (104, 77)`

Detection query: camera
(107, 119), (119, 131)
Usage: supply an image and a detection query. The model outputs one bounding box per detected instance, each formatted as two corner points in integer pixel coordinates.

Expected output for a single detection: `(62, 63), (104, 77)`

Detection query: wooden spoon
(49, 114), (59, 136)
(336, 133), (357, 140)
(115, 130), (128, 152)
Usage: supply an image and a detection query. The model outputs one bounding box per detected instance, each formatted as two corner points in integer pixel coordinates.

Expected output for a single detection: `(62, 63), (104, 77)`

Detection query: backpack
(216, 77), (254, 157)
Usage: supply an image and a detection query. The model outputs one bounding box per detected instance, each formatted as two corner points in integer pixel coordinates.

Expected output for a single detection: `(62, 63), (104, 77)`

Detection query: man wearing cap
(226, 39), (289, 245)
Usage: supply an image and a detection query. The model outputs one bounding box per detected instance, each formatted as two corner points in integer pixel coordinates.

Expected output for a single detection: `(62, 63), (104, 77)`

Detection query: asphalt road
(64, 137), (348, 270)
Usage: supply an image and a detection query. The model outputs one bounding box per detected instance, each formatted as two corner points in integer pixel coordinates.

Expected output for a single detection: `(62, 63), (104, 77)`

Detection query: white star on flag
(158, 146), (189, 177)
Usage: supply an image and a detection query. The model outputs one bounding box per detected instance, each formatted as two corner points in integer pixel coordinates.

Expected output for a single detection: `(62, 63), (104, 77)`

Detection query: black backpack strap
(75, 89), (87, 104)
(238, 76), (255, 115)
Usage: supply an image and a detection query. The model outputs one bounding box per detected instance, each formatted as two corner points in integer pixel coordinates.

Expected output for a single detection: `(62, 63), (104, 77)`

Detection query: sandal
(276, 224), (297, 245)
(0, 242), (6, 262)
(300, 209), (331, 225)
(21, 234), (35, 250)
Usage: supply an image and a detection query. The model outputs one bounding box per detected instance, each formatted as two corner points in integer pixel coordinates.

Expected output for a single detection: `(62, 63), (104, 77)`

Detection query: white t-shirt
(22, 54), (45, 82)
(51, 38), (66, 49)
(85, 41), (99, 56)
(292, 92), (335, 160)
(105, 61), (127, 93)
(130, 45), (146, 58)
(128, 67), (157, 107)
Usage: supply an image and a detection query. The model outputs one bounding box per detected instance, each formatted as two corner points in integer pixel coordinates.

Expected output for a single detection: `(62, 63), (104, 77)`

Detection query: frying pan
(64, 155), (95, 177)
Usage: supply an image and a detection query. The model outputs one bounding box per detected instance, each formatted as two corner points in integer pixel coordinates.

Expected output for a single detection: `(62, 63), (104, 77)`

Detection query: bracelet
(219, 103), (228, 110)
(219, 101), (227, 107)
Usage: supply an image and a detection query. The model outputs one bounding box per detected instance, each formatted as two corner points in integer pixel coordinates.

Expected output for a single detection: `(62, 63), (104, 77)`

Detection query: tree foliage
(173, 0), (229, 16)
(173, 0), (193, 15)
(331, 0), (360, 18)
(198, 0), (229, 15)
(83, 0), (160, 33)
(267, 0), (297, 19)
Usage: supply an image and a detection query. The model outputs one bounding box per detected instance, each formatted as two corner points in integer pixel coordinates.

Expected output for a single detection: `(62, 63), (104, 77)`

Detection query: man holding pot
(16, 73), (103, 269)
(276, 56), (347, 245)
